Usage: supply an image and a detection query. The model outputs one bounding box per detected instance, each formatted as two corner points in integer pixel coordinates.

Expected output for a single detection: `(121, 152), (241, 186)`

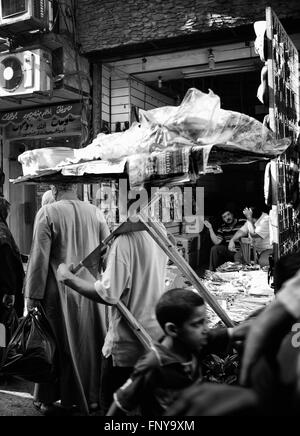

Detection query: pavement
(0, 375), (102, 416)
(0, 376), (41, 416)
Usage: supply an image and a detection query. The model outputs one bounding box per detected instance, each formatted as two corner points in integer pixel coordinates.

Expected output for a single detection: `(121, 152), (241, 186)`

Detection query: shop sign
(0, 102), (82, 139)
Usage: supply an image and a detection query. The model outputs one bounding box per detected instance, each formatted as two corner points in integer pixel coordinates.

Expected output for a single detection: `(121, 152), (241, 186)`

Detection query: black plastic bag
(0, 305), (57, 383)
(0, 304), (20, 346)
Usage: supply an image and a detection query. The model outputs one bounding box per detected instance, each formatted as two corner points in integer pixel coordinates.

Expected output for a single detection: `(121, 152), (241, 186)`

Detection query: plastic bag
(0, 305), (57, 383)
(0, 305), (19, 346)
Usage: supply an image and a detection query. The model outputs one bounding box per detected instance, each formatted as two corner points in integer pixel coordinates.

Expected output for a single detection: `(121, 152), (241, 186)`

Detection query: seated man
(228, 207), (272, 268)
(204, 208), (245, 271)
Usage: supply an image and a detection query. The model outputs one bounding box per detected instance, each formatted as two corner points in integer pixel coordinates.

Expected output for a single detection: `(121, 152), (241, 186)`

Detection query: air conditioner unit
(0, 48), (52, 97)
(0, 0), (52, 34)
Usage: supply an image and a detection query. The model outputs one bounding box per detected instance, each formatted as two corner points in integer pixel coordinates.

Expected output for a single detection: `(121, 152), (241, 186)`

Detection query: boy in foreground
(108, 288), (250, 416)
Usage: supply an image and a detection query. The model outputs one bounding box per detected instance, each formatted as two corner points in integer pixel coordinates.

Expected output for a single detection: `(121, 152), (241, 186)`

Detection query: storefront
(90, 6), (299, 264)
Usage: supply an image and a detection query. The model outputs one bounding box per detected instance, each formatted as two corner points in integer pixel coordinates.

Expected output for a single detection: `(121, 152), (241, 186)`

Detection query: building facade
(0, 0), (91, 252)
(0, 0), (299, 255)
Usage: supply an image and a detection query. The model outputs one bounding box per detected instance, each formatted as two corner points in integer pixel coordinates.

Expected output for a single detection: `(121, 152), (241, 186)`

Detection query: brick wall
(77, 0), (300, 54)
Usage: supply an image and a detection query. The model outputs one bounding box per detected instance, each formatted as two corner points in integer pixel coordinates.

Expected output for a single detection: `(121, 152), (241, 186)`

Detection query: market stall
(165, 261), (274, 327)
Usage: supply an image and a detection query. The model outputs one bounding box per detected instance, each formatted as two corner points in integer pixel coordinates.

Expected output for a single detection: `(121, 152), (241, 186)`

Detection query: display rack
(266, 6), (300, 258)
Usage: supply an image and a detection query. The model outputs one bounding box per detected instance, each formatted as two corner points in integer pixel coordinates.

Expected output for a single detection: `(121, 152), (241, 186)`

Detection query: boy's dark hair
(156, 288), (204, 330)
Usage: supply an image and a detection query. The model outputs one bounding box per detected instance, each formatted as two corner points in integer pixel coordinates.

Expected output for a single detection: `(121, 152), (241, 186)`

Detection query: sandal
(33, 401), (42, 411)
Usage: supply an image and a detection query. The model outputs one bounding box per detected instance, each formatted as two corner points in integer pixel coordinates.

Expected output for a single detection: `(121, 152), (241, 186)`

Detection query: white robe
(24, 199), (109, 413)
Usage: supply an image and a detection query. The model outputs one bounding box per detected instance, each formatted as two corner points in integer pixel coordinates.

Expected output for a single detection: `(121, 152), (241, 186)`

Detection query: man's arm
(24, 208), (52, 300)
(206, 320), (253, 354)
(203, 221), (222, 245)
(228, 226), (248, 251)
(243, 208), (266, 239)
(58, 237), (131, 305)
(57, 263), (109, 304)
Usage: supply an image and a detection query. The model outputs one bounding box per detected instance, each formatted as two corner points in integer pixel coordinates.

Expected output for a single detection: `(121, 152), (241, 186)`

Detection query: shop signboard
(0, 102), (82, 139)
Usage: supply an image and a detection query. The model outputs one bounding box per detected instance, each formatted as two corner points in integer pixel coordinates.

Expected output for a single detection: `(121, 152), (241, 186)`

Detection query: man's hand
(243, 207), (253, 221)
(228, 239), (237, 252)
(26, 297), (40, 311)
(230, 319), (253, 341)
(203, 220), (212, 230)
(2, 294), (15, 308)
(57, 263), (75, 282)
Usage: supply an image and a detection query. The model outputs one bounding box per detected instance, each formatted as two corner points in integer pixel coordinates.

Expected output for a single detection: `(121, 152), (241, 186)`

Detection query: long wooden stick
(116, 299), (155, 352)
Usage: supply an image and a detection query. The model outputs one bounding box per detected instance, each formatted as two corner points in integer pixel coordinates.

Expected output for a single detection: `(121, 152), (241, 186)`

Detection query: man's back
(25, 199), (109, 299)
(44, 199), (109, 264)
(24, 188), (110, 412)
(98, 230), (168, 367)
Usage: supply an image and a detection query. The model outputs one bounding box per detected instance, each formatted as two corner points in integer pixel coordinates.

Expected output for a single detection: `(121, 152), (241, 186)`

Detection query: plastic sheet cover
(16, 88), (291, 186)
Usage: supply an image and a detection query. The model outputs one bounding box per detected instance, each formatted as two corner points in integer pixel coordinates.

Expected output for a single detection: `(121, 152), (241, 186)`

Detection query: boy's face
(177, 305), (208, 354)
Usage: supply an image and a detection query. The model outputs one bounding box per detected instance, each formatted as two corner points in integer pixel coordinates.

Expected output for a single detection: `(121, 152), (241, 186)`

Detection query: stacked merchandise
(203, 269), (274, 327)
(174, 234), (200, 270)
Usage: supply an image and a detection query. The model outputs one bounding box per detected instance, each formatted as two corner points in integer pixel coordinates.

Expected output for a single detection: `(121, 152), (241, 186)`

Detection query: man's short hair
(156, 288), (204, 330)
(51, 183), (77, 192)
(220, 202), (237, 216)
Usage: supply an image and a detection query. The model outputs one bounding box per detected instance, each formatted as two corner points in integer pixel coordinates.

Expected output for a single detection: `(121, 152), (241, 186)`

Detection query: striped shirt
(217, 219), (246, 245)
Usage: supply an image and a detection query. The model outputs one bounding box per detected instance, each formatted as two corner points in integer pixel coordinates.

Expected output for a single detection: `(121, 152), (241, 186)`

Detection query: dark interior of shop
(199, 161), (267, 218)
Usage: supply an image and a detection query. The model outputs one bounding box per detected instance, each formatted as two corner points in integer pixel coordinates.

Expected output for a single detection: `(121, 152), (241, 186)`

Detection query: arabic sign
(0, 102), (82, 126)
(0, 102), (82, 139)
(5, 115), (82, 139)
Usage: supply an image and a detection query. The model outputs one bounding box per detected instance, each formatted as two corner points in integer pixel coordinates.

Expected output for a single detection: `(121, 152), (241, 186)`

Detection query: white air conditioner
(0, 48), (52, 97)
(0, 0), (52, 34)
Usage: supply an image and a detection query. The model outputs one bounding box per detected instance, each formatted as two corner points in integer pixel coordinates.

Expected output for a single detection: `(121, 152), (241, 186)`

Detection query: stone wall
(77, 0), (300, 54)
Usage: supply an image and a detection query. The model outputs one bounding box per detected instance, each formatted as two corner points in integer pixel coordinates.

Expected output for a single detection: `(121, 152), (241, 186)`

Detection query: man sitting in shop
(204, 206), (245, 271)
(228, 207), (272, 268)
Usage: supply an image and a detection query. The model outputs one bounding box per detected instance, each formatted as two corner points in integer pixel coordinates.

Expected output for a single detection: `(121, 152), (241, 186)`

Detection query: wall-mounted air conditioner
(0, 48), (52, 97)
(0, 0), (52, 34)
